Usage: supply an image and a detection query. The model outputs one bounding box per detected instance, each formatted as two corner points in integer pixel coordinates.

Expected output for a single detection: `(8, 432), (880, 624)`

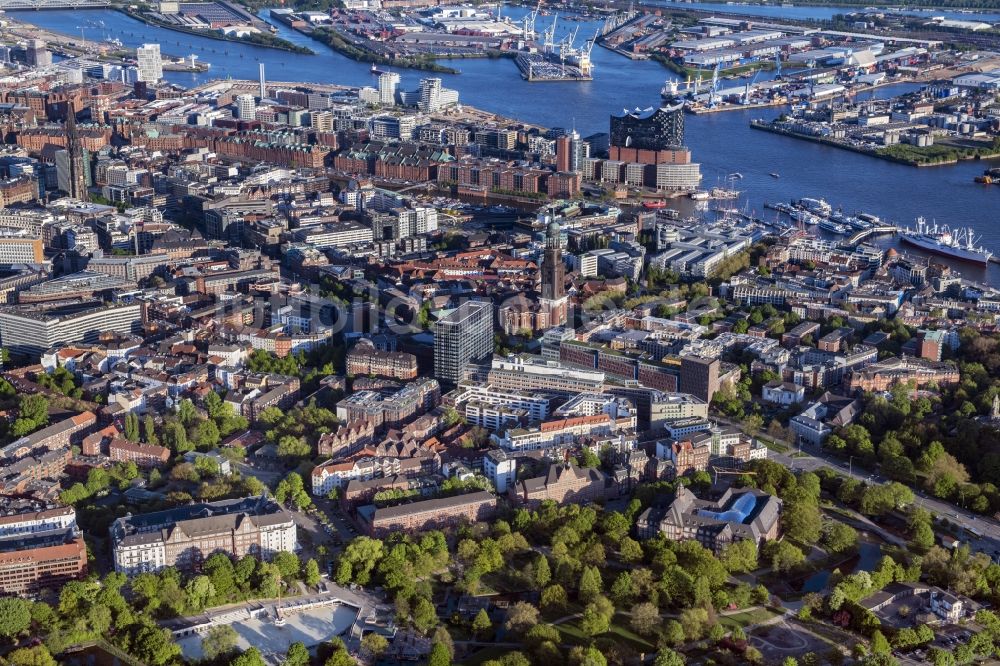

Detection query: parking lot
(894, 626), (973, 664)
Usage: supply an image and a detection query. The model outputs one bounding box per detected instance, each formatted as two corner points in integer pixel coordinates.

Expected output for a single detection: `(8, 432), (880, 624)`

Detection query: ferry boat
(899, 217), (993, 265)
(830, 211), (867, 230)
(792, 210), (820, 225)
(818, 219), (848, 234)
(799, 197), (832, 216)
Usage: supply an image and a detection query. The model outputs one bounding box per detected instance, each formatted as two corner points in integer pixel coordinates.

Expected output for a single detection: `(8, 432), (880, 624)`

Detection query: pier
(846, 226), (898, 246)
(515, 52), (592, 82)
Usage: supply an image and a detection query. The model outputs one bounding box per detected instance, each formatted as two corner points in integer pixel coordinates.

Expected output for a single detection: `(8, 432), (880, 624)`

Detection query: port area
(120, 2), (309, 54)
(750, 104), (1000, 168)
(515, 52), (592, 81)
(265, 6), (595, 80)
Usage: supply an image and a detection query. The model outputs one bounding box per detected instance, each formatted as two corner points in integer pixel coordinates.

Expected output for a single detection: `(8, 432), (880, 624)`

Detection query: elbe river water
(11, 4), (1000, 284)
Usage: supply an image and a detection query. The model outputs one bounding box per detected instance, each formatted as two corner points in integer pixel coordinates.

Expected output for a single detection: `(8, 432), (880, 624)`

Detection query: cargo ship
(899, 217), (993, 265)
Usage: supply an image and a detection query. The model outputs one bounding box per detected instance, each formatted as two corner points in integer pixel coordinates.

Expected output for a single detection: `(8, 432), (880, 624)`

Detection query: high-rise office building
(555, 135), (571, 173)
(258, 63), (266, 100)
(378, 71), (400, 106)
(434, 300), (493, 385)
(680, 355), (720, 404)
(135, 44), (162, 83)
(569, 130), (586, 173)
(26, 40), (51, 67)
(236, 94), (257, 121)
(0, 301), (144, 358)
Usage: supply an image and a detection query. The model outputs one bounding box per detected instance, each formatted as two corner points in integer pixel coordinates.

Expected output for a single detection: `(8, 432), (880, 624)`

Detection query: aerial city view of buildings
(0, 0), (997, 664)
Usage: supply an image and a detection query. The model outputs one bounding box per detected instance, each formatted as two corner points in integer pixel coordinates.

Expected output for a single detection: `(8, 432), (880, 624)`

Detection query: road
(710, 416), (1000, 559)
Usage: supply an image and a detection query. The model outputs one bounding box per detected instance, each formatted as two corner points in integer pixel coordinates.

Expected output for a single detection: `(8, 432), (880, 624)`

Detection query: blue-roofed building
(635, 485), (781, 554)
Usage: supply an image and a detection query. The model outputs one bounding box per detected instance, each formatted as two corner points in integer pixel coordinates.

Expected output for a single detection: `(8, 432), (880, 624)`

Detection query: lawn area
(758, 437), (789, 454)
(460, 645), (511, 666)
(719, 607), (783, 631)
(552, 616), (657, 652)
(605, 621), (657, 652)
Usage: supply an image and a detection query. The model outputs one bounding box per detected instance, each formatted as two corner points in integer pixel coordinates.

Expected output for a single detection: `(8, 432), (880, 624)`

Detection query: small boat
(642, 200), (668, 209)
(728, 172), (743, 180)
(689, 191), (710, 201)
(710, 187), (740, 200)
(770, 172), (780, 178)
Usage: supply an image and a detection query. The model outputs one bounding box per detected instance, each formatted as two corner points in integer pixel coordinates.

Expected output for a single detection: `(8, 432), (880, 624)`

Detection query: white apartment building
(136, 44), (163, 83)
(483, 450), (517, 494)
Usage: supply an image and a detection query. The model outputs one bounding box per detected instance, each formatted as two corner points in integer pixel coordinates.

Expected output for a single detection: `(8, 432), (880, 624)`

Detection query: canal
(10, 5), (1000, 284)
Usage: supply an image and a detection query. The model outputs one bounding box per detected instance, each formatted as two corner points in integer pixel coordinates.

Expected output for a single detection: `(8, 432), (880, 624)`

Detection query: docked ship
(818, 219), (848, 234)
(710, 187), (740, 200)
(792, 210), (819, 225)
(799, 197), (832, 216)
(899, 217), (993, 265)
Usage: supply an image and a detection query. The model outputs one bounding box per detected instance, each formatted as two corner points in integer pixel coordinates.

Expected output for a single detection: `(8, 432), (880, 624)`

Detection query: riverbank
(2, 14), (211, 69)
(750, 119), (1000, 166)
(304, 26), (459, 74)
(686, 0), (1000, 11)
(120, 7), (312, 54)
(651, 52), (777, 79)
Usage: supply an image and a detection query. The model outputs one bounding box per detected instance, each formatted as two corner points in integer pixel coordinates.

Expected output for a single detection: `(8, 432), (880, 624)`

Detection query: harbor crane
(542, 14), (559, 54)
(742, 68), (762, 105)
(558, 25), (579, 59)
(521, 6), (540, 41)
(708, 62), (721, 108)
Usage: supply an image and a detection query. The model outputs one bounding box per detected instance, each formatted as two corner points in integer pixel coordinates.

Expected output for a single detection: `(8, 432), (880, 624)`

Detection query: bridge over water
(0, 0), (113, 9)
